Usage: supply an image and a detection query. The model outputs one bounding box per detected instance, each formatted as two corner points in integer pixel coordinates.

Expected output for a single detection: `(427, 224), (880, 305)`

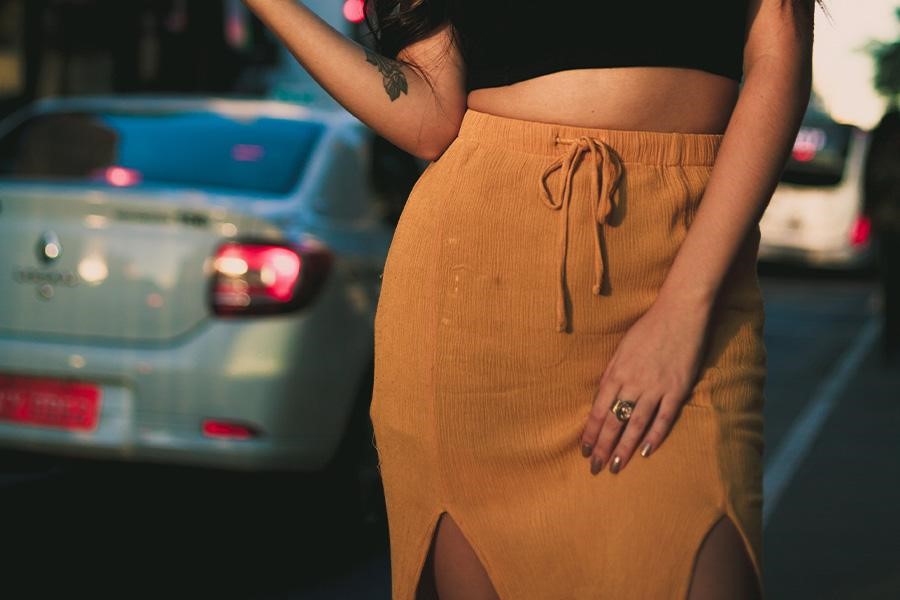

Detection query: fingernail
(581, 443), (593, 458)
(590, 456), (603, 475)
(640, 442), (652, 457)
(609, 456), (622, 474)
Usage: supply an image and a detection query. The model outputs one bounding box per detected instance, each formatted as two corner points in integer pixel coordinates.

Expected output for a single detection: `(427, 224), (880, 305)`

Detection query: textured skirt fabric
(369, 108), (767, 599)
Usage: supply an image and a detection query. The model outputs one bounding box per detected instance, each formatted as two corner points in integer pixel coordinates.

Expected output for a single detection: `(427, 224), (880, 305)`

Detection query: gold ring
(610, 397), (636, 423)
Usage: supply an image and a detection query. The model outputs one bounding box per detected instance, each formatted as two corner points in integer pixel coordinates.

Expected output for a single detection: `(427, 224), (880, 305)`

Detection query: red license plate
(0, 375), (101, 431)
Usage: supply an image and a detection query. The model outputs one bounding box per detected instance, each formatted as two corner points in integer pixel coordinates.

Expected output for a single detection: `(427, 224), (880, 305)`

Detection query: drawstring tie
(539, 135), (624, 332)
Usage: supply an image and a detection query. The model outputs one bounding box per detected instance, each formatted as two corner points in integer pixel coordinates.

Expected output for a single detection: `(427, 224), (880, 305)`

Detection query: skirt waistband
(456, 108), (724, 166)
(455, 107), (724, 332)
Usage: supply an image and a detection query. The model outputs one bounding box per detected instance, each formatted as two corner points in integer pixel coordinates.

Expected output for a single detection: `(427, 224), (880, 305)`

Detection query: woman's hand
(579, 293), (714, 475)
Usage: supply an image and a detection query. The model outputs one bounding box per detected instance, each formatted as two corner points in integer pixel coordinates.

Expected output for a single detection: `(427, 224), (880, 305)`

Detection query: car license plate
(0, 374), (101, 431)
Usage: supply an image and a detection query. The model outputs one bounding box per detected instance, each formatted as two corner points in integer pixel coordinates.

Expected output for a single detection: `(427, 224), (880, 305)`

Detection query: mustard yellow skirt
(369, 108), (767, 599)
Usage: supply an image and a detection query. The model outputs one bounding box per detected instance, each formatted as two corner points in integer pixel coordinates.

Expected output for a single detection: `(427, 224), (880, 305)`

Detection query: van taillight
(211, 241), (332, 316)
(849, 215), (871, 247)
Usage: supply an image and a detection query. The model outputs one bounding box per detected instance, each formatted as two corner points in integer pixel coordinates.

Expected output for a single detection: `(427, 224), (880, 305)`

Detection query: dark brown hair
(361, 0), (460, 91)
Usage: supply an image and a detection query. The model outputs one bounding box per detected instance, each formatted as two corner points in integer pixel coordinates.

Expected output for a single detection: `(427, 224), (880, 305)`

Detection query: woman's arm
(241, 0), (467, 160)
(656, 0), (814, 310)
(580, 0), (815, 475)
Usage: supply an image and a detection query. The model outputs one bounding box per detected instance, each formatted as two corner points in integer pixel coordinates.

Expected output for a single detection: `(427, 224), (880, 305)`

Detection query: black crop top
(449, 1), (750, 92)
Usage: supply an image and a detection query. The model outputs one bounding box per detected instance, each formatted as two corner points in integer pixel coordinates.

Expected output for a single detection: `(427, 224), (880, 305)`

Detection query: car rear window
(780, 120), (853, 187)
(0, 109), (325, 195)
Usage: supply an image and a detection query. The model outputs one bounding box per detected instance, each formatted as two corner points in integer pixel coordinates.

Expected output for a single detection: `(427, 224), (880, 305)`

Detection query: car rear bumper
(0, 413), (320, 472)
(758, 240), (873, 269)
(0, 316), (370, 472)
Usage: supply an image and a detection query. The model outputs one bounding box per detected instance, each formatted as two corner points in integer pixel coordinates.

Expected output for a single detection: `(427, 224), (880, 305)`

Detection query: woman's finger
(636, 392), (685, 459)
(580, 376), (621, 458)
(606, 394), (661, 474)
(588, 387), (642, 474)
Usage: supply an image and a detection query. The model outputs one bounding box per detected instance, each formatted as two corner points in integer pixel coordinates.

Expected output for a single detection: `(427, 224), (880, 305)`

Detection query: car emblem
(37, 231), (62, 264)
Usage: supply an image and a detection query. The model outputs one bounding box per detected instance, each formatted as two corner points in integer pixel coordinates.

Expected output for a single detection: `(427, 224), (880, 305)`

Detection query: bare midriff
(465, 66), (741, 135)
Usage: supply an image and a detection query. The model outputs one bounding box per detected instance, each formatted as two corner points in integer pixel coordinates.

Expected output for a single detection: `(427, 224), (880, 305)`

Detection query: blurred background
(0, 1), (898, 599)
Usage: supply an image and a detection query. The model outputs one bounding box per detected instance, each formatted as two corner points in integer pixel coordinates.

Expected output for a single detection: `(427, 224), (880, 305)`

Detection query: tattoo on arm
(365, 48), (409, 101)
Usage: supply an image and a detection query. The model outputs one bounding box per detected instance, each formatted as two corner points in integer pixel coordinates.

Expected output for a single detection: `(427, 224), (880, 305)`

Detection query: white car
(759, 111), (874, 269)
(0, 94), (396, 529)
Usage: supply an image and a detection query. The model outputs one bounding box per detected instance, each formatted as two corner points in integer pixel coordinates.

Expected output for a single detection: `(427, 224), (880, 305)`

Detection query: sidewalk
(764, 327), (900, 599)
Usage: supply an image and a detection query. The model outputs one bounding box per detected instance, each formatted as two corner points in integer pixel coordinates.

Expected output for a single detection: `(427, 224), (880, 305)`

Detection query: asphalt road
(1, 262), (896, 600)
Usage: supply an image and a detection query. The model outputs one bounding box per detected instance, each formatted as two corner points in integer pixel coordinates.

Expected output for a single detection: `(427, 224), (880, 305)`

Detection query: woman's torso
(465, 68), (740, 134)
(454, 0), (747, 134)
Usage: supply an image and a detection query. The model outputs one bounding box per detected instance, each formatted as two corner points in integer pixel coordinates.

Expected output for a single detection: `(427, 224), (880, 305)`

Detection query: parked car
(759, 110), (874, 269)
(0, 95), (392, 511)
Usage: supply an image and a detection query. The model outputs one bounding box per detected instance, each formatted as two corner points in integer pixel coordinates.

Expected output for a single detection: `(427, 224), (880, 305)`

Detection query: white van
(759, 111), (874, 269)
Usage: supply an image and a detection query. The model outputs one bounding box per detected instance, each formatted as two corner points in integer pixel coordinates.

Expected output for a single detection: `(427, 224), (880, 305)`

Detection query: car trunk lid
(0, 185), (286, 342)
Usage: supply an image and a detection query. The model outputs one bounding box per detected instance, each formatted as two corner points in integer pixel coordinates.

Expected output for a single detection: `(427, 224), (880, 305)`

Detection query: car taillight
(210, 241), (333, 316)
(791, 127), (826, 163)
(849, 215), (871, 247)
